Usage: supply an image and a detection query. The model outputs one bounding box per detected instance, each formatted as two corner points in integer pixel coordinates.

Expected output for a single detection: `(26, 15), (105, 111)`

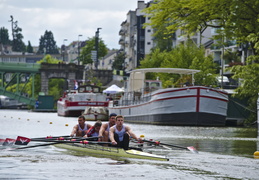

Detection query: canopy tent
(103, 84), (124, 94)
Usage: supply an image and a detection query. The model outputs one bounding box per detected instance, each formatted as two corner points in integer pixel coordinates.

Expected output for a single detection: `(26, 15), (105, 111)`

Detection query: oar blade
(187, 146), (198, 153)
(0, 139), (5, 145)
(15, 136), (31, 145)
(2, 138), (16, 146)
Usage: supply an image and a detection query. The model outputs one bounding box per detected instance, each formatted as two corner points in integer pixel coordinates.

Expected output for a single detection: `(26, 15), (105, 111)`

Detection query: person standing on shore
(109, 115), (140, 150)
(70, 115), (92, 137)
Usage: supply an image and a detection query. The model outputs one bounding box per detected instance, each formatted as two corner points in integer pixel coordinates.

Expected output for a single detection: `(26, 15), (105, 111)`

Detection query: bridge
(0, 62), (114, 107)
(0, 62), (84, 106)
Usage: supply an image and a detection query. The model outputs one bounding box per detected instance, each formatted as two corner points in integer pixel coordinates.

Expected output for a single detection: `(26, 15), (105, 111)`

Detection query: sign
(91, 50), (97, 61)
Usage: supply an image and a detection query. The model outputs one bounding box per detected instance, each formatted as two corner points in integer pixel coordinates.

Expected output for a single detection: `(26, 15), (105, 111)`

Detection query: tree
(37, 30), (59, 54)
(229, 34), (259, 123)
(27, 41), (33, 53)
(0, 27), (10, 45)
(37, 54), (61, 64)
(9, 16), (26, 52)
(80, 37), (108, 65)
(144, 0), (259, 122)
(140, 40), (219, 87)
(112, 51), (125, 70)
(144, 0), (259, 55)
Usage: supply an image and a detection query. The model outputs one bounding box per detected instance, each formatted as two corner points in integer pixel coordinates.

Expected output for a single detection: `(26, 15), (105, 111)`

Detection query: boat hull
(57, 101), (109, 117)
(123, 112), (226, 126)
(54, 143), (169, 161)
(82, 106), (109, 121)
(109, 86), (228, 126)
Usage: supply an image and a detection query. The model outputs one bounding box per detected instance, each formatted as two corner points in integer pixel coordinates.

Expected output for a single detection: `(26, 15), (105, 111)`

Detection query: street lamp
(78, 34), (83, 65)
(62, 39), (68, 62)
(95, 28), (101, 69)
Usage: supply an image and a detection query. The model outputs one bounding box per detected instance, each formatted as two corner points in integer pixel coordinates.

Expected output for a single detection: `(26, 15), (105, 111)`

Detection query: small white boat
(108, 68), (229, 126)
(82, 106), (109, 121)
(57, 85), (109, 117)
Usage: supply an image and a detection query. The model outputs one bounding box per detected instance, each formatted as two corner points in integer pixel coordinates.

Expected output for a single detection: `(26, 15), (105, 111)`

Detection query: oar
(13, 140), (111, 150)
(36, 135), (71, 139)
(29, 140), (112, 145)
(15, 136), (102, 145)
(0, 139), (5, 145)
(14, 142), (59, 150)
(2, 138), (16, 146)
(142, 139), (198, 153)
(30, 136), (100, 142)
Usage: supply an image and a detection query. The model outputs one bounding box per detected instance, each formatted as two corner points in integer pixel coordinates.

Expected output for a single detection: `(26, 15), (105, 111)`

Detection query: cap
(109, 113), (117, 117)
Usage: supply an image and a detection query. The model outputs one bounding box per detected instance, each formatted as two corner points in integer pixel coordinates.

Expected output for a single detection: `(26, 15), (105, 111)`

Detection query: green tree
(229, 34), (259, 123)
(112, 51), (125, 70)
(27, 41), (33, 53)
(9, 16), (26, 52)
(37, 30), (59, 54)
(80, 37), (108, 65)
(37, 54), (61, 64)
(144, 0), (259, 55)
(140, 41), (219, 87)
(0, 27), (10, 45)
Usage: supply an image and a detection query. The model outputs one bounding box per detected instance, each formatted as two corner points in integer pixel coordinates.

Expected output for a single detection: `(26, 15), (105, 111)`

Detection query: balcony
(119, 29), (125, 35)
(119, 39), (125, 45)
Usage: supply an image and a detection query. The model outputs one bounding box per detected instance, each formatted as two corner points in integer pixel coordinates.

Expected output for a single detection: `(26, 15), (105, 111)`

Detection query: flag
(74, 80), (78, 90)
(15, 136), (31, 145)
(2, 138), (16, 146)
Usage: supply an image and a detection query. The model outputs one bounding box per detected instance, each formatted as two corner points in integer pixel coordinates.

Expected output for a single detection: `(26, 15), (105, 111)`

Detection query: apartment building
(119, 0), (251, 76)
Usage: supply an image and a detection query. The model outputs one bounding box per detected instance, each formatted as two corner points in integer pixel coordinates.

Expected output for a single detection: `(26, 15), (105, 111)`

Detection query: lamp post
(78, 34), (83, 65)
(95, 28), (101, 69)
(62, 39), (67, 62)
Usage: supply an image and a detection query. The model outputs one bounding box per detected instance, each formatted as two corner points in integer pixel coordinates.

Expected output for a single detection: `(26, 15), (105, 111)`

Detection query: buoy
(37, 121), (40, 122)
(18, 118), (20, 119)
(65, 124), (69, 126)
(254, 151), (259, 159)
(49, 122), (52, 124)
(27, 119), (29, 121)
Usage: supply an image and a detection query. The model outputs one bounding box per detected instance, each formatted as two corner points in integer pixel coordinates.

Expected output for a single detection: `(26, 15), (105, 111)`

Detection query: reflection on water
(0, 109), (259, 179)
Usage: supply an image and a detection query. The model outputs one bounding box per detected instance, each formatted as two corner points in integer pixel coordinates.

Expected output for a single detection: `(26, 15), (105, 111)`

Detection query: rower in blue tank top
(109, 115), (140, 150)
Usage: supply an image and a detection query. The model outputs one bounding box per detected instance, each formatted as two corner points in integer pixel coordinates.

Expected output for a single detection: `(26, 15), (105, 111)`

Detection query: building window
(147, 29), (151, 33)
(147, 42), (151, 45)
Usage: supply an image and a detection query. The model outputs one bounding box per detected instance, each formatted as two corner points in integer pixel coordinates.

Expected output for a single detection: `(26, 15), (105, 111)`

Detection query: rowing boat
(54, 143), (169, 161)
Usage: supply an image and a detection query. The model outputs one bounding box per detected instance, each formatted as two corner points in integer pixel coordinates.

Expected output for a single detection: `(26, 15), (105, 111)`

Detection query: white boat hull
(57, 101), (108, 117)
(82, 106), (109, 121)
(109, 86), (228, 126)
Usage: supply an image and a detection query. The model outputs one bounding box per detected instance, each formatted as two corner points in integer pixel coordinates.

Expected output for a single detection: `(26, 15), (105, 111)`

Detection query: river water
(0, 109), (258, 180)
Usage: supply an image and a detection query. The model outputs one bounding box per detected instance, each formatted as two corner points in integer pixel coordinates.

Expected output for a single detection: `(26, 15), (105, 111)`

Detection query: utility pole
(95, 28), (101, 69)
(78, 34), (83, 65)
(62, 39), (67, 62)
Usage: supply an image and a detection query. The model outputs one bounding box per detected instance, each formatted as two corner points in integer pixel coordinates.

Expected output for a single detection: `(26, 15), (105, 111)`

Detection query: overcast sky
(0, 0), (144, 49)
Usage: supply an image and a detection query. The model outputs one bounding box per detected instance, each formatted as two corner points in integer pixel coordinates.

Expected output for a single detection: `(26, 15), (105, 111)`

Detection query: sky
(0, 0), (144, 49)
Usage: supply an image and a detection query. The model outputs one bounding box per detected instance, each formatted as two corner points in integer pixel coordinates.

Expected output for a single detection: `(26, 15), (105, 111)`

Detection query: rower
(98, 113), (117, 142)
(86, 121), (102, 141)
(109, 115), (140, 150)
(70, 115), (92, 137)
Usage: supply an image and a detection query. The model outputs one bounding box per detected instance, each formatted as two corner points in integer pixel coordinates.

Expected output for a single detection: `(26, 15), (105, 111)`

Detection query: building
(119, 1), (155, 72)
(119, 0), (250, 76)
